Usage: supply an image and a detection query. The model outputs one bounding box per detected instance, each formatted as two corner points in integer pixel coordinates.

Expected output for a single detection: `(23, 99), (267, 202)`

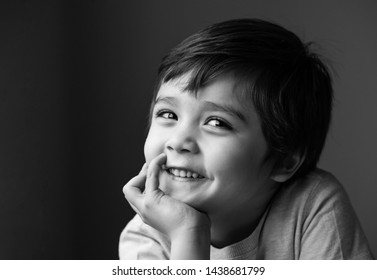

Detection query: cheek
(213, 152), (251, 181)
(208, 143), (265, 183)
(143, 130), (165, 163)
(143, 135), (154, 164)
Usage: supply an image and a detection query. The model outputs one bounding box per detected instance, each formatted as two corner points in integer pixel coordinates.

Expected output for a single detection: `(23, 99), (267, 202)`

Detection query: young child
(119, 19), (374, 259)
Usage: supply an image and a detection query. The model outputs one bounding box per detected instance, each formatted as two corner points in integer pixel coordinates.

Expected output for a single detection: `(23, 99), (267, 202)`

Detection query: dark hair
(151, 18), (333, 180)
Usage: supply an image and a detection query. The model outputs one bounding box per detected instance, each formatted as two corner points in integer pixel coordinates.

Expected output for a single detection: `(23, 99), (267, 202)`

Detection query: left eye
(205, 118), (231, 129)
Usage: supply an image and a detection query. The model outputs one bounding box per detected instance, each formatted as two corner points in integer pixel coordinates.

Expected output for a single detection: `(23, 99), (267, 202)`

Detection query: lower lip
(165, 170), (205, 182)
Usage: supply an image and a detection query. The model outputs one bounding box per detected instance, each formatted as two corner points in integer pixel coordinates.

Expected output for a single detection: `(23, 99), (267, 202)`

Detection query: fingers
(123, 164), (148, 209)
(123, 154), (166, 210)
(139, 163), (148, 175)
(146, 153), (167, 194)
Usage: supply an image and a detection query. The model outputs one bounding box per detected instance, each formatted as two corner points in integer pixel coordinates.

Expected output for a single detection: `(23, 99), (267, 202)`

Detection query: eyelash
(155, 109), (177, 120)
(205, 117), (232, 129)
(154, 109), (232, 130)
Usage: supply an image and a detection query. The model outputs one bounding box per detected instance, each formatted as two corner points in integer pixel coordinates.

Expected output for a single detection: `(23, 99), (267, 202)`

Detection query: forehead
(157, 72), (252, 107)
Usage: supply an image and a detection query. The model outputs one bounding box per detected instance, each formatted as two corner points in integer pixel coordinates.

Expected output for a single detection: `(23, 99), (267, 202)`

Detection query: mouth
(164, 166), (205, 179)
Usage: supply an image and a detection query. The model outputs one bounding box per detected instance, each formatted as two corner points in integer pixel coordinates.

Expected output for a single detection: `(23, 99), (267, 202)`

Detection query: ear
(270, 152), (305, 183)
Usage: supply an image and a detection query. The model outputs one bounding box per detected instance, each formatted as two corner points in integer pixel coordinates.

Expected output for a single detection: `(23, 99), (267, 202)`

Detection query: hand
(123, 153), (210, 259)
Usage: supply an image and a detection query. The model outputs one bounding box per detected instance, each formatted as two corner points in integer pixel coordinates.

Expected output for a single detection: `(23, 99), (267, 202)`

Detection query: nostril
(167, 144), (190, 153)
(165, 134), (199, 154)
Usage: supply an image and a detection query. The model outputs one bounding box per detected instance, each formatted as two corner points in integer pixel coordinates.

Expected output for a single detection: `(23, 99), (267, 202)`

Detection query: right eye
(156, 110), (177, 120)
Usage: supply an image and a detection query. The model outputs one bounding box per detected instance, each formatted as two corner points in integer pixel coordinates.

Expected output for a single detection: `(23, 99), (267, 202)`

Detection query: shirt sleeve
(299, 174), (374, 259)
(119, 215), (170, 260)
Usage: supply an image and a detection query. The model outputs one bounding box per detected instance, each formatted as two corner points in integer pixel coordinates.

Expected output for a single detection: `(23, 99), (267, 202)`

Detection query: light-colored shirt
(119, 169), (374, 259)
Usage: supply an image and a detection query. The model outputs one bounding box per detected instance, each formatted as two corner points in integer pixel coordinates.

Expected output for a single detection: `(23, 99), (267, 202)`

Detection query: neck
(209, 188), (278, 248)
(209, 210), (261, 248)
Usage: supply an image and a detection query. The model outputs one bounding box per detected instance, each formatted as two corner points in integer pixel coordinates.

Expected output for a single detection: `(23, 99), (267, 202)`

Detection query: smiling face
(144, 74), (278, 219)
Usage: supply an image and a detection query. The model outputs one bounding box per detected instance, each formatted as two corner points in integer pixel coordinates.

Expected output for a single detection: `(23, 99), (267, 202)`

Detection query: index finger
(123, 170), (146, 210)
(145, 153), (167, 194)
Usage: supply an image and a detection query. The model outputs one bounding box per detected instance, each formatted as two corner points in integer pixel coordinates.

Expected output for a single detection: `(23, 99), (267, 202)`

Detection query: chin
(160, 184), (202, 209)
(158, 171), (211, 210)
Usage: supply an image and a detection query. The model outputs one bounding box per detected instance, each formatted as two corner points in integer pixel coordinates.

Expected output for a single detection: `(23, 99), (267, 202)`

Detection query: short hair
(151, 18), (333, 180)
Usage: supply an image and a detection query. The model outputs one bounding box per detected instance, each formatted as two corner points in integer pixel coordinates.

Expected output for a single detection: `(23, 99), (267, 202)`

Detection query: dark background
(1, 0), (376, 259)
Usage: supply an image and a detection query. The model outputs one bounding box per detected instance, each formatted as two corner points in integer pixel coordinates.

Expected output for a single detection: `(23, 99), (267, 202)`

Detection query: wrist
(171, 212), (210, 239)
(169, 213), (211, 260)
(170, 226), (211, 260)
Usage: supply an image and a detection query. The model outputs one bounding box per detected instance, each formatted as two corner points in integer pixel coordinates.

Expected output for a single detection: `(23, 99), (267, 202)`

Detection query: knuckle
(123, 184), (133, 198)
(122, 184), (128, 195)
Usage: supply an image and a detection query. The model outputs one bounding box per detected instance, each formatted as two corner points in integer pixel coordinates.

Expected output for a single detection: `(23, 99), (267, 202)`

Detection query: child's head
(150, 18), (333, 182)
(143, 19), (333, 221)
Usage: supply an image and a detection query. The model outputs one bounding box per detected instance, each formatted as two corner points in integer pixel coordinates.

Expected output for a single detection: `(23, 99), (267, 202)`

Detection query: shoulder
(291, 168), (343, 199)
(290, 169), (359, 224)
(272, 168), (356, 229)
(268, 169), (344, 217)
(297, 169), (347, 214)
(119, 215), (171, 259)
(260, 169), (374, 259)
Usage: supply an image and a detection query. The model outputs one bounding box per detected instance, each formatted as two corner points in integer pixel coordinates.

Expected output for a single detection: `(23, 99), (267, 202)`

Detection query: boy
(120, 19), (374, 259)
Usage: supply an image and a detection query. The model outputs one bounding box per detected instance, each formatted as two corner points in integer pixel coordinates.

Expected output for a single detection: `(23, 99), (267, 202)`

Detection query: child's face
(144, 74), (277, 217)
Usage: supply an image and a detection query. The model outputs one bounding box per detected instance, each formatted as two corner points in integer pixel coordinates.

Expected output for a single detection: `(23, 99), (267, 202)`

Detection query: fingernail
(160, 153), (167, 160)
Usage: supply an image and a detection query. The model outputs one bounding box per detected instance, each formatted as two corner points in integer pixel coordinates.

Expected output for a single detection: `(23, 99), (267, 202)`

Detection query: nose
(165, 126), (199, 154)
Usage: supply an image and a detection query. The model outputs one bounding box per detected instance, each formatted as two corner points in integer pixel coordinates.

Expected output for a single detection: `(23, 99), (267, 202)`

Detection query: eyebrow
(203, 101), (247, 123)
(154, 96), (247, 123)
(154, 96), (177, 107)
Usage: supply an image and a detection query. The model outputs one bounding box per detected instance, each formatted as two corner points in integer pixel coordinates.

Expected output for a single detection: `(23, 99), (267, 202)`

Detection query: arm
(119, 215), (170, 260)
(123, 153), (211, 259)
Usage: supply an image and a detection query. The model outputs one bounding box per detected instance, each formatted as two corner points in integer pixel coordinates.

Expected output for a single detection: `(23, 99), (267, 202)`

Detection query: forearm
(170, 227), (210, 260)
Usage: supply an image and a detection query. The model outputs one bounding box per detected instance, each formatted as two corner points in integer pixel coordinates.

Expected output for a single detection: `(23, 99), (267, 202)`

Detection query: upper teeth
(169, 168), (202, 178)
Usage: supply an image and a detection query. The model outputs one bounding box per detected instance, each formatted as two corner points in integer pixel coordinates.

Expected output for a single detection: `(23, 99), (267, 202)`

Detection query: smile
(167, 168), (204, 179)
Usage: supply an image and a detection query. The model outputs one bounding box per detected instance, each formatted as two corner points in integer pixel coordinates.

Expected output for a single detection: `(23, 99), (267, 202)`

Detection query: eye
(156, 110), (177, 120)
(205, 117), (232, 129)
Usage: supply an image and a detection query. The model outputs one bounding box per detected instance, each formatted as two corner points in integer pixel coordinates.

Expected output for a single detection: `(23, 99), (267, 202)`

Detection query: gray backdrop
(1, 0), (376, 259)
